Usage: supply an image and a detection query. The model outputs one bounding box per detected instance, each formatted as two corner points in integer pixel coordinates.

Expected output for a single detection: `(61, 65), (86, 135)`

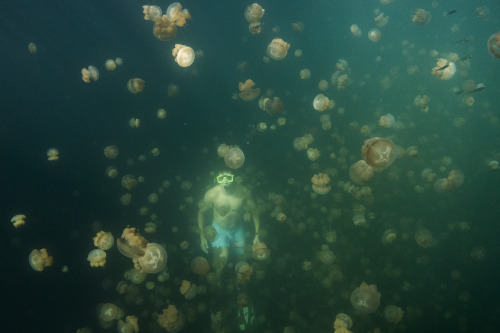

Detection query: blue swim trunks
(211, 223), (245, 254)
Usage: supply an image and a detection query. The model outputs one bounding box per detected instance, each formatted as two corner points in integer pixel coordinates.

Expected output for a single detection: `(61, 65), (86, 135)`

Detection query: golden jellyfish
(224, 147), (245, 169)
(258, 96), (283, 115)
(153, 15), (177, 41)
(142, 5), (162, 21)
(470, 246), (487, 261)
(350, 24), (361, 38)
(46, 148), (59, 161)
(368, 28), (381, 42)
(104, 145), (119, 159)
(124, 268), (147, 284)
(105, 166), (118, 179)
(311, 173), (331, 195)
(244, 3), (265, 23)
(129, 118), (140, 128)
(350, 282), (381, 314)
(238, 79), (260, 101)
(248, 22), (263, 35)
(191, 256), (210, 275)
(157, 305), (185, 333)
(299, 68), (311, 80)
(166, 2), (191, 27)
(431, 58), (456, 80)
(203, 225), (218, 243)
(28, 42), (37, 54)
(412, 8), (431, 25)
(320, 114), (332, 130)
(127, 78), (145, 94)
(81, 66), (99, 83)
(487, 31), (500, 58)
(291, 21), (304, 33)
(307, 148), (320, 161)
(135, 243), (167, 273)
(144, 222), (157, 234)
(157, 108), (167, 119)
(349, 160), (374, 185)
(98, 303), (123, 323)
(352, 204), (366, 227)
(117, 316), (139, 333)
(29, 248), (53, 271)
(180, 280), (197, 300)
(333, 313), (353, 331)
(120, 193), (132, 206)
(11, 214), (26, 228)
(87, 249), (106, 267)
(217, 143), (229, 158)
(294, 49), (303, 57)
(252, 242), (271, 260)
(313, 94), (330, 111)
(318, 79), (329, 91)
(235, 261), (253, 281)
(361, 137), (396, 170)
(434, 169), (464, 193)
(93, 231), (114, 250)
(382, 229), (397, 244)
(122, 174), (138, 190)
(104, 59), (116, 71)
(267, 38), (290, 60)
(172, 44), (195, 67)
(117, 227), (147, 258)
(384, 305), (404, 323)
(379, 114), (395, 128)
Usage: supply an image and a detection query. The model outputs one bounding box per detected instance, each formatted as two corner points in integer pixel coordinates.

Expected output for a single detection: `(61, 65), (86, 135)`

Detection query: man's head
(215, 171), (235, 189)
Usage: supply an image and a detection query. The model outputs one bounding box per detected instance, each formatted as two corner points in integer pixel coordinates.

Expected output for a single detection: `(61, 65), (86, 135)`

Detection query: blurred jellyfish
(46, 148), (59, 161)
(238, 79), (260, 101)
(191, 256), (210, 275)
(307, 148), (320, 161)
(487, 31), (500, 59)
(361, 137), (396, 170)
(157, 305), (185, 332)
(224, 147), (245, 169)
(29, 248), (53, 271)
(349, 160), (374, 185)
(415, 228), (434, 248)
(142, 5), (162, 21)
(352, 204), (366, 227)
(172, 44), (195, 67)
(299, 68), (311, 80)
(384, 305), (404, 323)
(81, 66), (99, 83)
(267, 38), (290, 60)
(104, 145), (119, 159)
(258, 96), (283, 115)
(431, 58), (456, 80)
(93, 231), (114, 250)
(104, 59), (116, 71)
(350, 282), (381, 313)
(350, 24), (361, 38)
(153, 15), (177, 41)
(412, 9), (431, 25)
(311, 173), (331, 195)
(378, 114), (395, 128)
(244, 3), (265, 23)
(291, 22), (304, 33)
(313, 94), (330, 111)
(382, 229), (397, 244)
(28, 42), (37, 54)
(127, 78), (145, 94)
(368, 28), (381, 42)
(252, 242), (271, 260)
(11, 214), (26, 228)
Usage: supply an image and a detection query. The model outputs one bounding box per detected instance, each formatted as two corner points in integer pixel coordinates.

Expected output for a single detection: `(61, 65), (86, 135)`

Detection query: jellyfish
(267, 38), (290, 60)
(127, 78), (145, 94)
(203, 225), (218, 242)
(382, 229), (397, 244)
(120, 193), (132, 206)
(368, 28), (381, 42)
(320, 114), (332, 130)
(317, 245), (335, 265)
(352, 204), (366, 227)
(105, 166), (118, 178)
(11, 214), (26, 228)
(349, 160), (374, 185)
(318, 80), (329, 91)
(191, 256), (210, 275)
(384, 305), (404, 323)
(104, 59), (116, 71)
(167, 83), (180, 97)
(93, 231), (114, 250)
(431, 58), (456, 80)
(333, 313), (353, 330)
(180, 280), (198, 300)
(300, 68), (311, 80)
(361, 137), (396, 170)
(307, 148), (320, 161)
(350, 282), (381, 313)
(157, 108), (167, 119)
(166, 3), (190, 27)
(98, 303), (123, 322)
(350, 24), (361, 38)
(238, 79), (260, 101)
(224, 147), (245, 169)
(244, 3), (265, 23)
(157, 305), (185, 332)
(104, 145), (119, 159)
(135, 243), (167, 273)
(412, 9), (431, 25)
(142, 5), (162, 21)
(172, 44), (195, 67)
(313, 94), (330, 111)
(87, 249), (106, 267)
(28, 42), (37, 54)
(81, 66), (99, 83)
(434, 169), (464, 193)
(486, 32), (499, 58)
(235, 261), (253, 281)
(29, 248), (53, 271)
(124, 268), (147, 284)
(311, 173), (331, 195)
(470, 246), (487, 261)
(252, 242), (271, 260)
(122, 174), (138, 190)
(153, 15), (177, 41)
(415, 228), (434, 248)
(117, 227), (147, 258)
(379, 114), (395, 128)
(117, 316), (139, 333)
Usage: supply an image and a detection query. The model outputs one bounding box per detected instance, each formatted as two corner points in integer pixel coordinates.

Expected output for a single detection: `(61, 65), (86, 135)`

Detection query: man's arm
(198, 190), (213, 254)
(246, 195), (261, 244)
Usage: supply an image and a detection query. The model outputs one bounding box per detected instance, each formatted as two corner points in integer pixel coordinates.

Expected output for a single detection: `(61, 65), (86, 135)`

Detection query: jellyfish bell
(349, 160), (374, 185)
(350, 282), (381, 313)
(217, 143), (229, 158)
(87, 249), (106, 267)
(11, 214), (26, 228)
(153, 15), (177, 41)
(379, 114), (395, 128)
(300, 68), (311, 80)
(361, 137), (396, 170)
(172, 44), (195, 67)
(224, 147), (245, 169)
(244, 3), (265, 23)
(191, 256), (210, 275)
(136, 243), (167, 274)
(127, 78), (145, 94)
(166, 2), (182, 22)
(105, 59), (116, 71)
(431, 59), (456, 80)
(143, 5), (162, 21)
(252, 242), (271, 261)
(267, 38), (290, 60)
(313, 94), (330, 111)
(29, 248), (53, 272)
(93, 231), (114, 250)
(350, 24), (361, 38)
(384, 305), (404, 323)
(487, 31), (500, 58)
(117, 238), (146, 259)
(311, 173), (331, 195)
(368, 28), (381, 42)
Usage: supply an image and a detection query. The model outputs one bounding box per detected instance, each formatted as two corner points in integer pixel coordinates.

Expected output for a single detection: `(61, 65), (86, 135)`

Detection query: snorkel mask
(215, 172), (235, 189)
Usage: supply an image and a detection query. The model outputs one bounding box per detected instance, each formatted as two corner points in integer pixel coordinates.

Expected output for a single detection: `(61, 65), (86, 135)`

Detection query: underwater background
(1, 0), (500, 332)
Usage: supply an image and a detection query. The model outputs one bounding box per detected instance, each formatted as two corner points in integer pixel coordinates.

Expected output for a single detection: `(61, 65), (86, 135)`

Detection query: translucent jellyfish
(153, 15), (177, 41)
(191, 256), (210, 275)
(104, 145), (119, 159)
(87, 249), (106, 267)
(307, 148), (320, 161)
(142, 5), (162, 21)
(157, 108), (167, 119)
(122, 174), (138, 190)
(81, 66), (99, 83)
(117, 228), (147, 258)
(235, 261), (253, 281)
(29, 248), (53, 271)
(470, 246), (487, 261)
(350, 24), (361, 38)
(349, 160), (374, 185)
(412, 9), (431, 25)
(258, 96), (283, 115)
(267, 38), (290, 60)
(320, 114), (332, 130)
(93, 231), (114, 250)
(117, 316), (139, 333)
(238, 79), (260, 101)
(136, 243), (167, 273)
(433, 169), (464, 193)
(487, 32), (500, 58)
(352, 204), (366, 227)
(127, 78), (145, 94)
(104, 59), (116, 71)
(28, 42), (37, 54)
(415, 228), (434, 248)
(311, 173), (331, 195)
(333, 313), (353, 330)
(105, 166), (118, 178)
(98, 303), (123, 322)
(203, 225), (218, 242)
(124, 268), (147, 284)
(244, 3), (265, 23)
(317, 244), (335, 265)
(382, 229), (397, 244)
(11, 214), (26, 228)
(361, 137), (396, 170)
(384, 305), (404, 323)
(166, 2), (191, 27)
(292, 22), (304, 33)
(157, 305), (185, 332)
(431, 58), (456, 80)
(313, 94), (330, 111)
(252, 242), (271, 261)
(172, 44), (195, 67)
(299, 68), (311, 79)
(379, 114), (395, 128)
(318, 79), (329, 91)
(368, 28), (381, 42)
(224, 147), (245, 169)
(350, 282), (381, 313)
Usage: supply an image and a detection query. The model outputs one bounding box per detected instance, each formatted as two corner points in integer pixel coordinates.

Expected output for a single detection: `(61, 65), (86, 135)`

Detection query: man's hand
(253, 234), (260, 245)
(200, 236), (209, 254)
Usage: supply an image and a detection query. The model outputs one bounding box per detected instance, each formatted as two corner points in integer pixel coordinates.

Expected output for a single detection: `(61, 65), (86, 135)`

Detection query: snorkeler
(198, 171), (260, 277)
